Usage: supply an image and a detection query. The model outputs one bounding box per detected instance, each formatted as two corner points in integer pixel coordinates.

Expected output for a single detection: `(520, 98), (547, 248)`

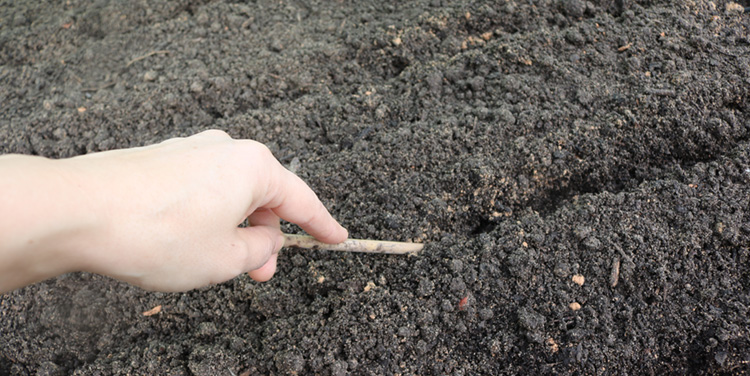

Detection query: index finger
(262, 167), (348, 244)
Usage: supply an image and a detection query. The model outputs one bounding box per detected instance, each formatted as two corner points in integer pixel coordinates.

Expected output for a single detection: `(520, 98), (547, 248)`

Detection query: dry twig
(283, 234), (423, 255)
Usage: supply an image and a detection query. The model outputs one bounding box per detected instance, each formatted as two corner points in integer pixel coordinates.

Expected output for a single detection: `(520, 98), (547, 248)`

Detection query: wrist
(0, 155), (103, 291)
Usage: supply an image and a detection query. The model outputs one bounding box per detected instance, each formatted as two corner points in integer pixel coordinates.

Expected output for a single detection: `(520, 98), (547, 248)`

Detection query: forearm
(0, 155), (98, 293)
(0, 131), (347, 293)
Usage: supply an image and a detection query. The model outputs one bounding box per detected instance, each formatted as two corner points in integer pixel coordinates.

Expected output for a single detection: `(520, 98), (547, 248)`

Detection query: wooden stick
(283, 234), (423, 255)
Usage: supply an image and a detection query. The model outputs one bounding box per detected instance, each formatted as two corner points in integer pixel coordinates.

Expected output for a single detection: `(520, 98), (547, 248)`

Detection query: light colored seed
(610, 257), (621, 287)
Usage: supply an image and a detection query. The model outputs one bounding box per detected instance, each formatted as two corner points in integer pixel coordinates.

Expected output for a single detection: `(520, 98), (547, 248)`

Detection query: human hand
(62, 130), (347, 291)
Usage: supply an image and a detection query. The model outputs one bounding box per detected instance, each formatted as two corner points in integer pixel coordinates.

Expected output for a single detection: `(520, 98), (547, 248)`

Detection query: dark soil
(2, 0), (750, 374)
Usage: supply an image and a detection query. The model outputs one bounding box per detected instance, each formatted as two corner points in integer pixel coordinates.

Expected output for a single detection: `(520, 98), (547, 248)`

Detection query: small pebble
(479, 308), (494, 320)
(572, 274), (585, 286)
(269, 38), (284, 52)
(196, 322), (218, 337)
(363, 281), (376, 292)
(143, 71), (158, 82)
(569, 302), (581, 311)
(190, 81), (203, 93)
(583, 236), (602, 250)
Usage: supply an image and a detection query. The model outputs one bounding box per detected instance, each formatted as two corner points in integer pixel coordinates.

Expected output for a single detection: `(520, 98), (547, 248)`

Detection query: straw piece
(283, 234), (423, 255)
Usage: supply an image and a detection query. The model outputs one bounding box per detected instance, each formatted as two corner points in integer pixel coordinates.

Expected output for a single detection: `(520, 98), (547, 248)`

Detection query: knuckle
(159, 136), (185, 145)
(200, 129), (230, 139)
(238, 140), (275, 161)
(254, 142), (274, 159)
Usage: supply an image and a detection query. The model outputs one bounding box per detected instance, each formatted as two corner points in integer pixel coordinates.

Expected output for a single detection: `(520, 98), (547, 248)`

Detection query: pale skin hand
(0, 130), (347, 293)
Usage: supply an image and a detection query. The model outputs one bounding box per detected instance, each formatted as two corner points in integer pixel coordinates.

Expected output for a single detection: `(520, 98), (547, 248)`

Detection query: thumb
(247, 253), (278, 282)
(234, 225), (283, 278)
